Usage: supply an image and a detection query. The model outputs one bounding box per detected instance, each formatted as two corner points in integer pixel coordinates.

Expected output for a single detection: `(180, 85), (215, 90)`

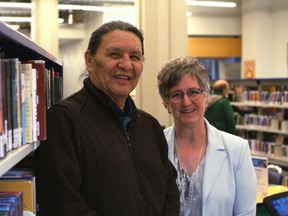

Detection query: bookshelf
(0, 142), (39, 176)
(227, 78), (288, 170)
(0, 21), (63, 176)
(0, 22), (62, 74)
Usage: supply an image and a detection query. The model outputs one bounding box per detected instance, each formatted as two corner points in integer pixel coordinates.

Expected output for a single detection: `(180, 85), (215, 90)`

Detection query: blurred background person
(205, 79), (237, 134)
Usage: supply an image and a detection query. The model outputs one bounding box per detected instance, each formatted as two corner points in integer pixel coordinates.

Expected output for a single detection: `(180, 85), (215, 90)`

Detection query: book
(0, 177), (36, 214)
(19, 63), (33, 144)
(45, 69), (52, 109)
(22, 60), (46, 141)
(4, 59), (12, 152)
(0, 59), (7, 159)
(4, 58), (22, 150)
(2, 168), (34, 179)
(0, 60), (3, 145)
(0, 192), (23, 216)
(0, 202), (14, 215)
(51, 70), (62, 105)
(9, 58), (21, 150)
(31, 69), (37, 143)
(16, 60), (22, 148)
(20, 72), (26, 145)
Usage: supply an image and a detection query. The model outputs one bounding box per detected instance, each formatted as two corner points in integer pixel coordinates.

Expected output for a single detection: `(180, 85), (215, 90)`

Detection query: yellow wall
(188, 37), (241, 58)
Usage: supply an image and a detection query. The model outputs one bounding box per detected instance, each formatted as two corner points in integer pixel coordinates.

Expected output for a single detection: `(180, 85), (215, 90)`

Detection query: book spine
(23, 60), (46, 141)
(20, 63), (33, 144)
(0, 59), (6, 159)
(31, 69), (37, 142)
(8, 58), (20, 150)
(4, 59), (12, 151)
(20, 72), (26, 145)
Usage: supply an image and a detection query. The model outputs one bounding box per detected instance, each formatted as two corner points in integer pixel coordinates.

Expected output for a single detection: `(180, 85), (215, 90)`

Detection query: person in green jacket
(204, 79), (237, 134)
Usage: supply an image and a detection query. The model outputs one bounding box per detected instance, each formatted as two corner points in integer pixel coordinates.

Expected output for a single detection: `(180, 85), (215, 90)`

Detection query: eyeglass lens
(169, 88), (203, 102)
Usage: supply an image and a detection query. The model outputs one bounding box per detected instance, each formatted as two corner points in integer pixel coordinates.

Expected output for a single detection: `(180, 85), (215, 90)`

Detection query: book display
(228, 78), (288, 184)
(0, 22), (63, 176)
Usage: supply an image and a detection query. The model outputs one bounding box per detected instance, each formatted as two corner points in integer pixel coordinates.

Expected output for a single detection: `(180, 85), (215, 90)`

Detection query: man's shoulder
(137, 109), (157, 120)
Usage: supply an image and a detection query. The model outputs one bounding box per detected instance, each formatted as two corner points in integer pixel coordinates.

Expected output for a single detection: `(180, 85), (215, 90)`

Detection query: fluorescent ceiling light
(7, 24), (20, 30)
(0, 16), (64, 23)
(0, 2), (134, 13)
(57, 4), (134, 13)
(0, 2), (31, 9)
(187, 1), (236, 8)
(0, 17), (31, 22)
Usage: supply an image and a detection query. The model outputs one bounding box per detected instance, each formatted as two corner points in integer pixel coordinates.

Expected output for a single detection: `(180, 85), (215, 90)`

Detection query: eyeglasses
(167, 88), (205, 103)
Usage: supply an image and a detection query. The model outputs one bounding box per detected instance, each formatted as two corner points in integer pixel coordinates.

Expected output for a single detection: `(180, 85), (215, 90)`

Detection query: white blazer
(164, 119), (257, 216)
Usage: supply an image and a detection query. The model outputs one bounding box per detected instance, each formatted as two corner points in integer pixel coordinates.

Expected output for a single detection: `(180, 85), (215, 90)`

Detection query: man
(205, 79), (237, 134)
(35, 20), (179, 216)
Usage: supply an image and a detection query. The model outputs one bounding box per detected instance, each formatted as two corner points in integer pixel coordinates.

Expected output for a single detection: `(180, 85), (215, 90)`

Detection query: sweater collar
(83, 77), (137, 117)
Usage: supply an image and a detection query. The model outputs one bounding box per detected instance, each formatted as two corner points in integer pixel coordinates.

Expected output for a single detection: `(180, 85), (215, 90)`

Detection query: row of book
(243, 113), (288, 131)
(0, 168), (36, 215)
(235, 90), (288, 105)
(249, 139), (288, 158)
(0, 58), (63, 160)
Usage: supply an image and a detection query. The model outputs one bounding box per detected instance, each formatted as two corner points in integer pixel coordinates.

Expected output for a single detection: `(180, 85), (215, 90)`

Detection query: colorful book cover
(0, 177), (36, 214)
(252, 156), (268, 199)
(0, 202), (14, 215)
(0, 192), (23, 216)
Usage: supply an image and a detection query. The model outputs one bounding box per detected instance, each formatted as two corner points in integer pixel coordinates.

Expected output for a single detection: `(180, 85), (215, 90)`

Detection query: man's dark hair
(87, 20), (144, 56)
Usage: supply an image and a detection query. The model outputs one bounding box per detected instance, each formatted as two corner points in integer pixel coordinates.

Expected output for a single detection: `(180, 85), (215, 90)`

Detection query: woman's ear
(162, 101), (171, 114)
(84, 50), (92, 72)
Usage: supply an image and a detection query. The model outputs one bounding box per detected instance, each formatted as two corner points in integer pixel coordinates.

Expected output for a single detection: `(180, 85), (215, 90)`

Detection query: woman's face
(167, 74), (207, 128)
(85, 30), (143, 108)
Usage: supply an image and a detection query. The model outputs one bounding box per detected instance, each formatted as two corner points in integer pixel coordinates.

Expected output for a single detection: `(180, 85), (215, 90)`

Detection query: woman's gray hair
(157, 56), (210, 108)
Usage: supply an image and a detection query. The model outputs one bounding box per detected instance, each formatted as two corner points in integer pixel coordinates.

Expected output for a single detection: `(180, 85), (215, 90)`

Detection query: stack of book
(0, 168), (36, 215)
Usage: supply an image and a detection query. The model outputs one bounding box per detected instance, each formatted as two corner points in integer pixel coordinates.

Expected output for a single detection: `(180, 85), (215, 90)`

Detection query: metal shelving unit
(228, 78), (288, 168)
(0, 21), (63, 177)
(0, 142), (39, 176)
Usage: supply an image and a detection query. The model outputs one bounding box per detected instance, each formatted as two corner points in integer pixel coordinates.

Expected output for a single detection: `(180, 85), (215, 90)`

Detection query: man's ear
(84, 51), (92, 72)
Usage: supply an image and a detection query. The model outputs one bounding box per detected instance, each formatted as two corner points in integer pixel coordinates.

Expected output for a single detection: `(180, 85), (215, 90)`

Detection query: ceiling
(0, 0), (244, 31)
(0, 0), (134, 30)
(1, 0), (288, 32)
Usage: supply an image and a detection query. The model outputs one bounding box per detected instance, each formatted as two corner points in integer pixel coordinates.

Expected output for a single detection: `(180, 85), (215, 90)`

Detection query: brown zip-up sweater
(35, 78), (180, 216)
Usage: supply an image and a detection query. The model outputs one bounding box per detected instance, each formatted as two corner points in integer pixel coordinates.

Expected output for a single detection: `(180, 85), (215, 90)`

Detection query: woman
(157, 56), (257, 216)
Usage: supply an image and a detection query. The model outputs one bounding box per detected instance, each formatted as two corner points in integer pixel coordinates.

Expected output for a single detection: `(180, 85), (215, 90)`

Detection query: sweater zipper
(125, 129), (145, 215)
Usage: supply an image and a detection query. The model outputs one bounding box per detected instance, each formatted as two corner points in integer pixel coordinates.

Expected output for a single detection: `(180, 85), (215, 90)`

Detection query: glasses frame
(167, 88), (205, 103)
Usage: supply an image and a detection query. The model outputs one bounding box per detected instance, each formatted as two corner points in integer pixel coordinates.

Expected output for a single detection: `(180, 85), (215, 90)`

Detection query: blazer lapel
(202, 121), (227, 203)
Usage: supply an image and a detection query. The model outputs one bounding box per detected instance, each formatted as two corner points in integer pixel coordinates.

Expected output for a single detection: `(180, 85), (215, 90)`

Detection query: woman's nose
(181, 93), (192, 105)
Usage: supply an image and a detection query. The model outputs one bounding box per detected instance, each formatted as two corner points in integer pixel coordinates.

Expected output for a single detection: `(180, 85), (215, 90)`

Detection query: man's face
(85, 30), (143, 108)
